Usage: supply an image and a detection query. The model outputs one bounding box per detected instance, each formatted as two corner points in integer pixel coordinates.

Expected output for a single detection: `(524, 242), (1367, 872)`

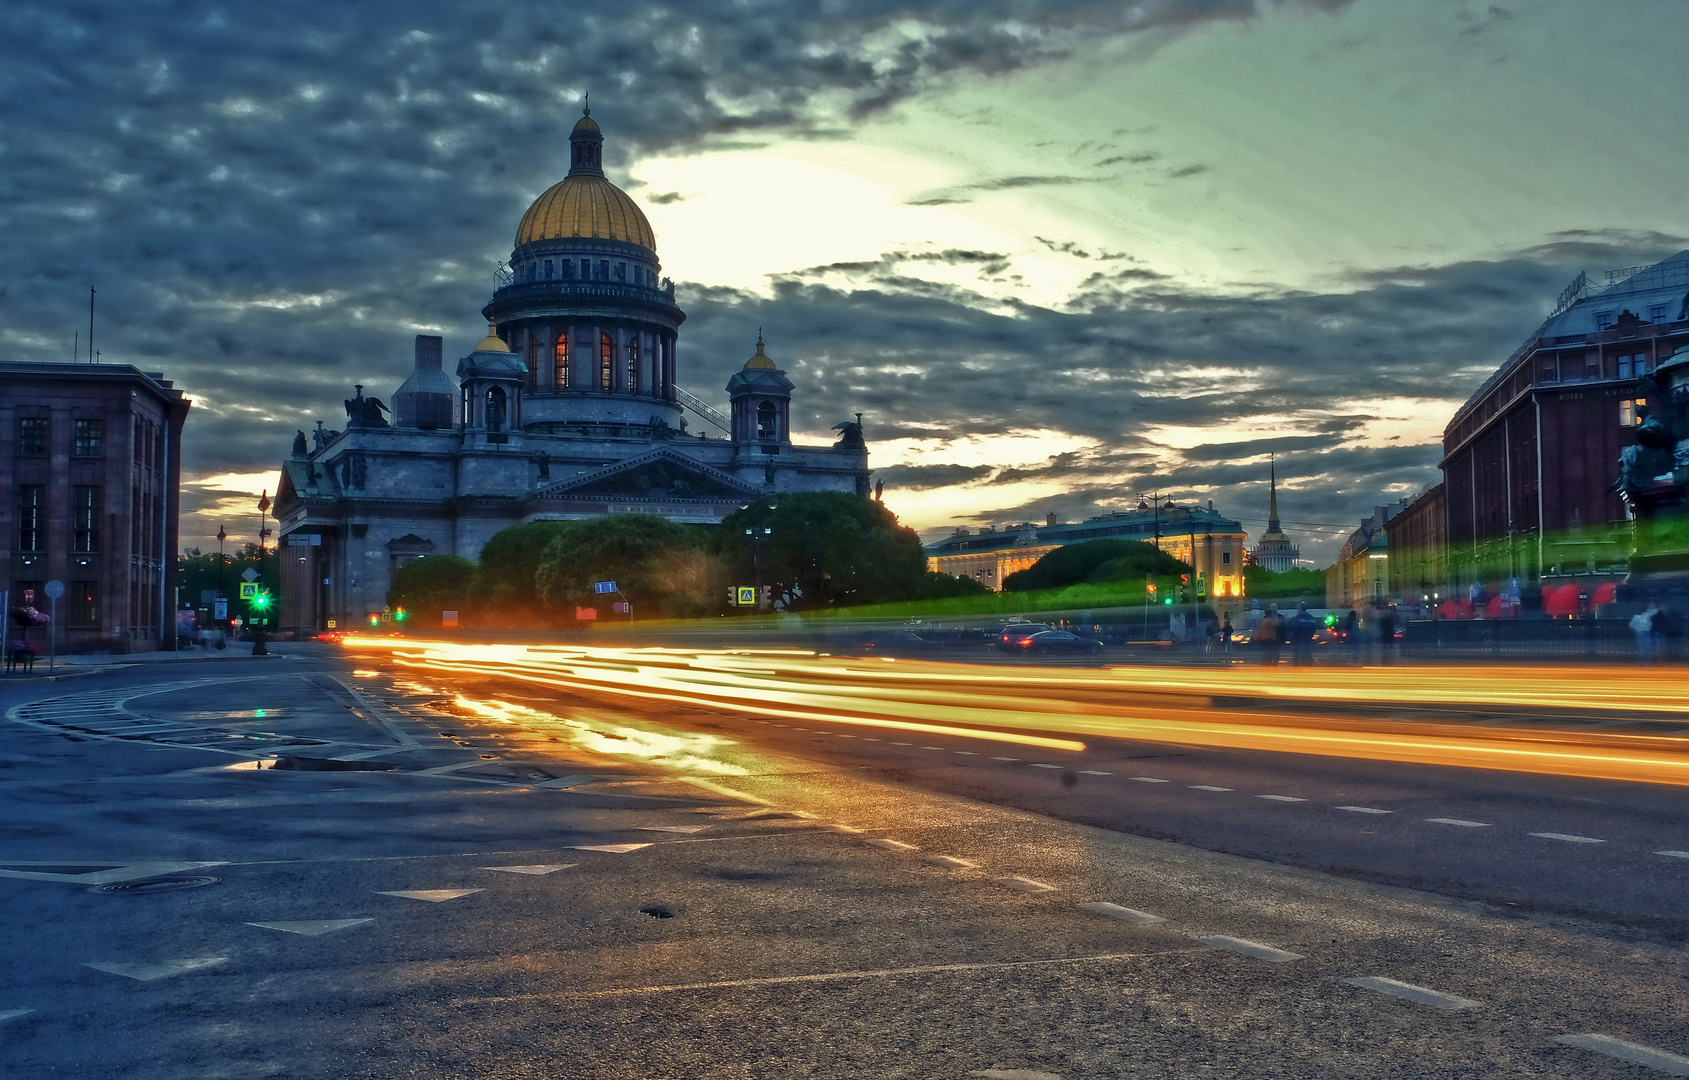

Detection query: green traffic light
(1163, 598), (1172, 605)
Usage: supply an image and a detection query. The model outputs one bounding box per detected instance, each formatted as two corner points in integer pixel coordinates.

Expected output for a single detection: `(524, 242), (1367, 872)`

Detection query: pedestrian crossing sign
(238, 583), (258, 600)
(736, 586), (756, 606)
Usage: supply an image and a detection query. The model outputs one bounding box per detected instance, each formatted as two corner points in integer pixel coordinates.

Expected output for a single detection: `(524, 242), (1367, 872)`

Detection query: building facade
(1382, 483), (1447, 604)
(925, 502), (1249, 598)
(273, 110), (869, 632)
(1324, 503), (1400, 610)
(1441, 251), (1689, 589)
(0, 363), (190, 653)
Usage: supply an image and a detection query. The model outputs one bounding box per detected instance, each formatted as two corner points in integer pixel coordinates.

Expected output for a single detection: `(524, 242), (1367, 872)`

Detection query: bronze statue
(832, 412), (866, 450)
(291, 430), (308, 457)
(344, 385), (391, 428)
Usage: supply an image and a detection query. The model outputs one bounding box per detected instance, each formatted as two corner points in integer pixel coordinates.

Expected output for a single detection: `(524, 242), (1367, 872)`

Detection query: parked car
(1005, 629), (1104, 656)
(996, 622), (1053, 650)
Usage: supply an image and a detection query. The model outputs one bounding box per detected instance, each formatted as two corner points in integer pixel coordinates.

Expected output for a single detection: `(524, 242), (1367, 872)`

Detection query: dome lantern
(568, 102), (604, 176)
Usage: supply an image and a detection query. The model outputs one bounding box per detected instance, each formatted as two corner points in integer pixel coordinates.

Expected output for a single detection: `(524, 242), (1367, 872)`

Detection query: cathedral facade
(273, 109), (870, 631)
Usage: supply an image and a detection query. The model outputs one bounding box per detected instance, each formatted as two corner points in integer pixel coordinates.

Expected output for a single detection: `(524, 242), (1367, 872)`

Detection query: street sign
(214, 600), (228, 620)
(593, 580), (618, 594)
(242, 567), (260, 583)
(239, 583), (258, 599)
(44, 580), (64, 599)
(735, 586), (756, 606)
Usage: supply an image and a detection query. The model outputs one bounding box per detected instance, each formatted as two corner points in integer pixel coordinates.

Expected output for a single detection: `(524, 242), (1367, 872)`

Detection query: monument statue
(344, 385), (391, 428)
(832, 412), (866, 451)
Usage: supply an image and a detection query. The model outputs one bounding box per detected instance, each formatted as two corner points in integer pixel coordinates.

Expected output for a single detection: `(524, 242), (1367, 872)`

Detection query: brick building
(1, 363), (190, 652)
(1441, 251), (1689, 589)
(1381, 483), (1447, 605)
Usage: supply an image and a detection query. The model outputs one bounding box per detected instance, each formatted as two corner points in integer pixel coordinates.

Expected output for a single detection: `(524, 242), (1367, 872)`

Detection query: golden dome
(514, 173), (657, 251)
(744, 334), (777, 370)
(473, 322), (510, 353)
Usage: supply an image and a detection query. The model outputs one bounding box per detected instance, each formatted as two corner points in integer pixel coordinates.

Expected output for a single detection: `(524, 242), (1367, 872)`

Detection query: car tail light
(1019, 637), (1034, 645)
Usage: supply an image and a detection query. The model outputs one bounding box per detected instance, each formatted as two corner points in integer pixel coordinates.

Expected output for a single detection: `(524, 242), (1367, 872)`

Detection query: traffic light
(394, 607), (406, 622)
(369, 614), (380, 627)
(250, 591), (271, 611)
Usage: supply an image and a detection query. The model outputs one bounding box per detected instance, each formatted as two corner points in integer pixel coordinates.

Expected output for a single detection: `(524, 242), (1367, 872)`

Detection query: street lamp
(745, 525), (773, 612)
(216, 525), (227, 613)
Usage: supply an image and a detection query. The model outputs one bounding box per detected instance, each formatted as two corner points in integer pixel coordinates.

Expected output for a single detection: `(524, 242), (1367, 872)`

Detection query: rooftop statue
(832, 412), (866, 451)
(344, 385), (391, 429)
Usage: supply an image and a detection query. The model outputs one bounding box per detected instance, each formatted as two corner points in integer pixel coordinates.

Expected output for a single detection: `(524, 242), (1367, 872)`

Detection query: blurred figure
(1256, 604), (1283, 666)
(1289, 601), (1318, 666)
(1631, 604), (1659, 664)
(1220, 613), (1234, 657)
(1657, 605), (1684, 662)
(1377, 604), (1398, 664)
(1342, 609), (1360, 664)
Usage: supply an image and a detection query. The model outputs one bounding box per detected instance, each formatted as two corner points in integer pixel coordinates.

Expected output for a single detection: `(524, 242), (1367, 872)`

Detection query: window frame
(16, 417), (48, 457)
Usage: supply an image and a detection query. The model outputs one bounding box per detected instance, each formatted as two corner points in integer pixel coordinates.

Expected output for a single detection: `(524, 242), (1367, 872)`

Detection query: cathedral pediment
(533, 447), (759, 501)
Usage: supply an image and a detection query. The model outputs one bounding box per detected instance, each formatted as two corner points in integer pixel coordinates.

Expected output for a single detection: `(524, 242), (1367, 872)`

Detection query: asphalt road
(1, 645), (1688, 1078)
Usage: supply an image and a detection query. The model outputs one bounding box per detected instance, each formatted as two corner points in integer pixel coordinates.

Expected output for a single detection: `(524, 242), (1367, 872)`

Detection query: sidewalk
(2, 640), (319, 681)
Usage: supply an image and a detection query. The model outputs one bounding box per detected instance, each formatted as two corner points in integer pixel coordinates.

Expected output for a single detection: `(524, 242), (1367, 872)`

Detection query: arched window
(553, 333), (569, 389)
(599, 333), (613, 391)
(626, 336), (640, 395)
(757, 400), (777, 440)
(486, 386), (507, 433)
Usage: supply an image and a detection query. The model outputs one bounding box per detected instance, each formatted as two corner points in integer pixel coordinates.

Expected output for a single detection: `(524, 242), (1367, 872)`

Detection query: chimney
(415, 335), (444, 370)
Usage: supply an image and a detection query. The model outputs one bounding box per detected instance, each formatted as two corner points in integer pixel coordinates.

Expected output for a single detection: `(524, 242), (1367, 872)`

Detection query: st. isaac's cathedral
(274, 108), (871, 629)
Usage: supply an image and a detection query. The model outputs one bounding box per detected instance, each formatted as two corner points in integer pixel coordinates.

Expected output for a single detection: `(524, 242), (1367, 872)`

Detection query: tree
(715, 493), (927, 611)
(536, 514), (714, 619)
(916, 571), (991, 600)
(1242, 563), (1326, 601)
(474, 520), (579, 627)
(177, 542), (276, 608)
(387, 555), (475, 627)
(1002, 539), (1188, 592)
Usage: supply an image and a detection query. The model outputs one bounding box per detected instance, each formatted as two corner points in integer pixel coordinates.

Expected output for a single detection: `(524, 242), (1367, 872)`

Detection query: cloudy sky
(3, 0), (1685, 562)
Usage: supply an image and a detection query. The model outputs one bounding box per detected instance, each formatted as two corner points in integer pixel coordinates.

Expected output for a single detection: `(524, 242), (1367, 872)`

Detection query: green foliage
(1002, 539), (1189, 592)
(715, 493), (927, 611)
(916, 570), (992, 600)
(1242, 564), (1326, 600)
(474, 521), (579, 627)
(177, 542), (276, 611)
(536, 515), (713, 619)
(387, 555), (475, 627)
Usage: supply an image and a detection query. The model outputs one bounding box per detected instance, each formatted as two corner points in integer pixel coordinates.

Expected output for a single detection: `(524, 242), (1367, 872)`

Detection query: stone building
(1247, 460), (1301, 572)
(1324, 502), (1404, 611)
(925, 502), (1248, 598)
(0, 362), (190, 652)
(1382, 483), (1447, 604)
(1440, 250), (1689, 587)
(273, 109), (869, 632)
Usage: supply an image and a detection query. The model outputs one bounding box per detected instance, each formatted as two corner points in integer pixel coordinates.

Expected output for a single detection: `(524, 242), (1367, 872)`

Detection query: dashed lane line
(1078, 902), (1164, 924)
(993, 876), (1056, 893)
(1078, 770), (1112, 776)
(377, 889), (483, 902)
(1344, 976), (1479, 1010)
(1658, 850), (1689, 859)
(1130, 776), (1169, 783)
(867, 838), (919, 852)
(569, 844), (653, 854)
(83, 958), (229, 982)
(1427, 818), (1491, 827)
(1529, 832), (1605, 844)
(1191, 785), (1232, 792)
(925, 855), (978, 869)
(0, 1009), (35, 1023)
(1552, 1034), (1689, 1076)
(1029, 763), (1062, 769)
(247, 919), (374, 936)
(481, 864), (577, 875)
(991, 756), (1020, 761)
(1257, 795), (1308, 802)
(1197, 936), (1302, 962)
(1335, 806), (1392, 814)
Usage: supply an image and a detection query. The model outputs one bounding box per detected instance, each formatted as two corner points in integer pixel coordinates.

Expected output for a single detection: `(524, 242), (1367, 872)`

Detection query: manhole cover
(87, 876), (221, 895)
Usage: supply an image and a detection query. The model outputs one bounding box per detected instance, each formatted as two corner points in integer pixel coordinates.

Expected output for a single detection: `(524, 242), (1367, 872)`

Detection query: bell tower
(726, 333), (794, 452)
(455, 323), (528, 445)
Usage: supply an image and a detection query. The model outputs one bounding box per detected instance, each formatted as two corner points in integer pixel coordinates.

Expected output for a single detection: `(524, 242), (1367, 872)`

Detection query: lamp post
(746, 525), (773, 612)
(252, 492), (271, 656)
(216, 525), (227, 613)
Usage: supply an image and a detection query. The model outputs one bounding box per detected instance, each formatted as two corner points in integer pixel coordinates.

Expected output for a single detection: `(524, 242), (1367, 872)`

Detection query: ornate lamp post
(216, 525), (227, 613)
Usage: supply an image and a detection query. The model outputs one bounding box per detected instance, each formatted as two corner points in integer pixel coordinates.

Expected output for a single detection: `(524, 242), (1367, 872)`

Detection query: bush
(386, 555), (475, 627)
(1004, 539), (1189, 592)
(536, 514), (714, 620)
(475, 521), (579, 627)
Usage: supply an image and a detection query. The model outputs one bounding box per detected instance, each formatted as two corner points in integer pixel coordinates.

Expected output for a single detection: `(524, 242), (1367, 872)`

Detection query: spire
(1267, 453), (1280, 529)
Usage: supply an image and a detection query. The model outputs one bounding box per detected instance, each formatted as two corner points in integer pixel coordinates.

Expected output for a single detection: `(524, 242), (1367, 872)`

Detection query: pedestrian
(1631, 604), (1660, 664)
(1343, 609), (1360, 664)
(1289, 600), (1318, 666)
(1220, 613), (1234, 657)
(1255, 604), (1282, 666)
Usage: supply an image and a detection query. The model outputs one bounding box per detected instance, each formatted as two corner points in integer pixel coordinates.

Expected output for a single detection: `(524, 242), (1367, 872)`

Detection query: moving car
(1005, 629), (1104, 656)
(996, 622), (1053, 650)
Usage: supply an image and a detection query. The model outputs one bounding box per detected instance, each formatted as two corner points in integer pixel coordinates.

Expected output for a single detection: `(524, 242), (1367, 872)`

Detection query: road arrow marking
(84, 958), (229, 981)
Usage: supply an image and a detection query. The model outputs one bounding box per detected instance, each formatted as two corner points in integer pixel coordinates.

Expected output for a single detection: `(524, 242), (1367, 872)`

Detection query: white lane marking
(482, 864), (577, 875)
(1657, 850), (1689, 859)
(638, 825), (711, 833)
(0, 860), (229, 884)
(1078, 901), (1164, 924)
(1529, 832), (1605, 844)
(921, 746), (946, 750)
(247, 919), (374, 936)
(676, 777), (774, 805)
(926, 855), (978, 868)
(862, 738), (881, 741)
(1345, 976), (1479, 1010)
(831, 825), (864, 833)
(1079, 770), (1112, 775)
(570, 843), (654, 854)
(1335, 806), (1391, 814)
(1029, 763), (1062, 769)
(1130, 777), (1168, 783)
(955, 751), (979, 756)
(378, 889), (483, 902)
(993, 876), (1056, 893)
(835, 733), (855, 738)
(1553, 1033), (1689, 1076)
(1191, 785), (1232, 792)
(84, 958), (229, 981)
(1257, 795), (1307, 802)
(867, 838), (918, 851)
(992, 756), (1020, 761)
(537, 775), (603, 789)
(0, 1009), (33, 1022)
(1197, 936), (1302, 962)
(890, 742), (912, 746)
(1426, 818), (1490, 827)
(969, 1070), (1063, 1080)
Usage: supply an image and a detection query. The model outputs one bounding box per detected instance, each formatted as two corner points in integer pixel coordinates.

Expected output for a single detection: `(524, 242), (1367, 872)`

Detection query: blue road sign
(594, 581), (617, 594)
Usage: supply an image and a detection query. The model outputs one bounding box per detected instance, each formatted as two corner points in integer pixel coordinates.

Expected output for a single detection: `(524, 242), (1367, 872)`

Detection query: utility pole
(88, 288), (96, 363)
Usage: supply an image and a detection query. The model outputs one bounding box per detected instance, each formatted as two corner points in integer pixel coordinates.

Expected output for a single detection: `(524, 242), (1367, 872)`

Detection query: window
(1221, 551), (1232, 565)
(1620, 398), (1647, 426)
(16, 417), (47, 456)
(72, 486), (100, 553)
(626, 336), (639, 394)
(526, 336), (542, 382)
(1596, 310), (1615, 329)
(1584, 355), (1601, 379)
(1649, 305), (1668, 323)
(74, 419), (103, 457)
(599, 333), (613, 390)
(68, 582), (99, 627)
(16, 485), (44, 551)
(615, 262), (626, 281)
(598, 260), (609, 280)
(554, 333), (569, 389)
(756, 400), (778, 439)
(562, 259), (574, 279)
(485, 386), (508, 432)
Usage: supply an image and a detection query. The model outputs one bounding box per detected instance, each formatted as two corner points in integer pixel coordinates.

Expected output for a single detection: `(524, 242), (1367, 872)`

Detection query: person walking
(1631, 604), (1660, 664)
(1289, 600), (1318, 666)
(1255, 604), (1283, 666)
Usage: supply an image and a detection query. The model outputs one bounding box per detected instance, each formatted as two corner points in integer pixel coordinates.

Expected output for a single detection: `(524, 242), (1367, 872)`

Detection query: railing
(489, 278), (680, 308)
(674, 386), (732, 435)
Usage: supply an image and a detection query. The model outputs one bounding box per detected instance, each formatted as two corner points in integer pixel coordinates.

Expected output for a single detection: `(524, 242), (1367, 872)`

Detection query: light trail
(344, 637), (1689, 786)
